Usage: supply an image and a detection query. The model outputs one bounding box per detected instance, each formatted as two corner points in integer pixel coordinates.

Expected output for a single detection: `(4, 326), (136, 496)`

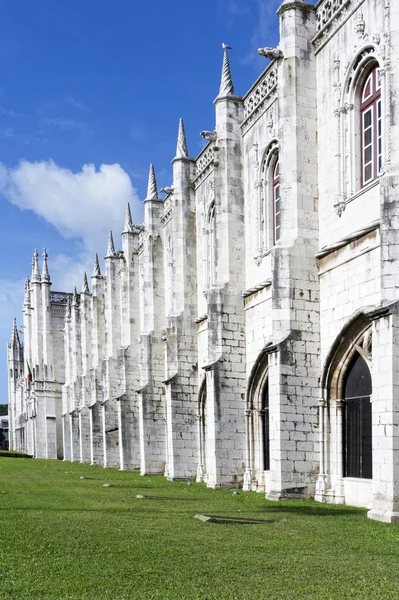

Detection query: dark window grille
(261, 383), (270, 471)
(343, 352), (372, 479)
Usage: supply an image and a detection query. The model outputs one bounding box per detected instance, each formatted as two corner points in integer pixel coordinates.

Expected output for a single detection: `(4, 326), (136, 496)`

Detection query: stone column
(90, 403), (104, 466)
(368, 311), (399, 522)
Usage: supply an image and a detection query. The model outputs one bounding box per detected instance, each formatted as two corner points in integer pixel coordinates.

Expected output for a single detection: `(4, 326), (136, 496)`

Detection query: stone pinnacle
(92, 253), (101, 277)
(31, 249), (41, 284)
(81, 271), (90, 294)
(219, 45), (234, 97)
(41, 248), (51, 283)
(176, 118), (188, 158)
(106, 230), (117, 257)
(146, 164), (159, 200)
(124, 202), (134, 233)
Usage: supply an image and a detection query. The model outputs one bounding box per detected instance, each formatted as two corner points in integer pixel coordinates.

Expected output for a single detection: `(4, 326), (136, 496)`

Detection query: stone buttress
(137, 165), (167, 474)
(162, 119), (198, 480)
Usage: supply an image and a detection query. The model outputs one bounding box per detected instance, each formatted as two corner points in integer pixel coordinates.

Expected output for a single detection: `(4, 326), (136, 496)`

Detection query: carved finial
(258, 47), (284, 60)
(24, 276), (31, 306)
(219, 45), (234, 96)
(176, 118), (188, 158)
(123, 202), (134, 233)
(92, 253), (101, 277)
(41, 248), (51, 283)
(200, 130), (217, 142)
(106, 230), (117, 257)
(72, 286), (79, 305)
(146, 164), (159, 200)
(81, 271), (90, 294)
(31, 249), (41, 284)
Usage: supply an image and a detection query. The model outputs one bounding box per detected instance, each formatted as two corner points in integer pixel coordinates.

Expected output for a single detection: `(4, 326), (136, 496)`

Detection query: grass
(1, 460), (399, 599)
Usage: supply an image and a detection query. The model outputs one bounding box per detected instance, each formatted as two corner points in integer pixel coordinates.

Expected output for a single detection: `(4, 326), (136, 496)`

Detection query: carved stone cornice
(312, 0), (367, 54)
(241, 64), (278, 135)
(194, 144), (215, 186)
(161, 197), (173, 227)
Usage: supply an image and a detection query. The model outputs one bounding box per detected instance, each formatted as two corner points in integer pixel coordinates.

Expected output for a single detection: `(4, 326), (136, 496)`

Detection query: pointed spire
(41, 248), (50, 283)
(31, 249), (41, 284)
(24, 276), (31, 306)
(10, 317), (21, 348)
(81, 271), (90, 294)
(145, 164), (159, 201)
(92, 253), (101, 277)
(219, 46), (234, 97)
(106, 230), (117, 257)
(175, 118), (188, 158)
(123, 202), (134, 233)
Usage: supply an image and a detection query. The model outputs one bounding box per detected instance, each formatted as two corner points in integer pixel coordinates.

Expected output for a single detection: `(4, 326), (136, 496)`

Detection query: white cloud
(240, 0), (281, 66)
(0, 159), (141, 258)
(0, 278), (25, 351)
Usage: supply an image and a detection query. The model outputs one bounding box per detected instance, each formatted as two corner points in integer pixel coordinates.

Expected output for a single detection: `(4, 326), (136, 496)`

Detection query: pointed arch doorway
(317, 317), (373, 507)
(244, 347), (272, 492)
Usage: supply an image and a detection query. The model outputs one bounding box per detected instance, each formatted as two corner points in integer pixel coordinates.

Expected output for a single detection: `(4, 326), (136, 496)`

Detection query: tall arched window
(206, 202), (216, 287)
(273, 160), (280, 244)
(260, 146), (280, 252)
(343, 352), (372, 479)
(360, 65), (381, 187)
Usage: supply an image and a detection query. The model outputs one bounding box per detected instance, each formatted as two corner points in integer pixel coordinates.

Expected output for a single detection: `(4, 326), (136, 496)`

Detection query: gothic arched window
(260, 147), (280, 252)
(343, 352), (372, 479)
(273, 160), (281, 244)
(206, 202), (216, 287)
(360, 65), (381, 187)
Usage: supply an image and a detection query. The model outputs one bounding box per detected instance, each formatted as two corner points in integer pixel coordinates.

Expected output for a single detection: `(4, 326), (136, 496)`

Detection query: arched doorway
(317, 314), (373, 507)
(244, 346), (272, 491)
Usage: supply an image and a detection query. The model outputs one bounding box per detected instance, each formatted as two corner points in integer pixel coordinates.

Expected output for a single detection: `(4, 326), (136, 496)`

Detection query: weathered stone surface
(7, 0), (399, 522)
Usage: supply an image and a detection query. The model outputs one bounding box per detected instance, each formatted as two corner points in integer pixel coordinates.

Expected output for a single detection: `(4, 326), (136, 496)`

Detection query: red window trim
(360, 66), (381, 188)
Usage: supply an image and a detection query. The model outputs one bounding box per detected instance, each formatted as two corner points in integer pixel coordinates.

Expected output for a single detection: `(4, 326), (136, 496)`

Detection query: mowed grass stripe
(1, 458), (399, 599)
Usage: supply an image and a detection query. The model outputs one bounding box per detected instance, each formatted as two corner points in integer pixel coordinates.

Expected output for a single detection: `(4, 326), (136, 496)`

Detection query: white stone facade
(7, 0), (399, 522)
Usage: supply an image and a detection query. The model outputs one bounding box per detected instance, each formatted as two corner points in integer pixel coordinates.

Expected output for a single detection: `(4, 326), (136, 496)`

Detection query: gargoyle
(200, 130), (217, 142)
(258, 47), (284, 60)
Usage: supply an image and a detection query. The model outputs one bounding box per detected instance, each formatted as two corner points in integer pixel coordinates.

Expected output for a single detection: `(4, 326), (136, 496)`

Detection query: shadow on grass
(257, 504), (366, 517)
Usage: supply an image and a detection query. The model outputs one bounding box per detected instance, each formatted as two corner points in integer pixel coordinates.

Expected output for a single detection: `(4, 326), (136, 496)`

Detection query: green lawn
(1, 459), (398, 599)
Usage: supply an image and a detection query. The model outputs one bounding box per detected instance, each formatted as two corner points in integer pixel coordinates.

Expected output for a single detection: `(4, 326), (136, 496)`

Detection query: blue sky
(0, 0), (315, 402)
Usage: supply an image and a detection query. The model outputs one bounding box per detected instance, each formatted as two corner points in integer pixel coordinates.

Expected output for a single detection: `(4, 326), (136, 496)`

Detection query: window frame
(260, 146), (280, 253)
(360, 66), (381, 188)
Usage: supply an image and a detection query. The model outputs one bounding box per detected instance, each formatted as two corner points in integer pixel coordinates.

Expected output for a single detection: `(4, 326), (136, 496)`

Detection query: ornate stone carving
(161, 197), (172, 227)
(258, 47), (283, 60)
(195, 145), (215, 182)
(200, 130), (217, 143)
(313, 0), (367, 53)
(160, 186), (174, 195)
(334, 199), (346, 217)
(50, 291), (71, 304)
(355, 11), (365, 38)
(242, 65), (278, 133)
